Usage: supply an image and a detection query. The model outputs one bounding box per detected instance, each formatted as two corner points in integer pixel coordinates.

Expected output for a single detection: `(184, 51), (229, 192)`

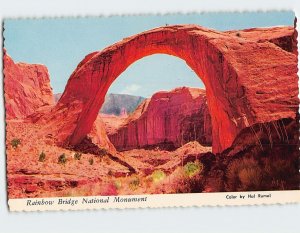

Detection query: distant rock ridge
(100, 93), (145, 116)
(108, 87), (212, 151)
(54, 93), (144, 116)
(4, 50), (55, 119)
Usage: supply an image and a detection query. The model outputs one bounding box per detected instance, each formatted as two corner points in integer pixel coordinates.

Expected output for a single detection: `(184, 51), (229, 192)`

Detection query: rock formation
(226, 26), (298, 55)
(87, 116), (117, 153)
(108, 87), (212, 151)
(37, 25), (298, 153)
(54, 93), (144, 116)
(100, 93), (145, 116)
(3, 50), (116, 152)
(4, 50), (55, 119)
(54, 93), (62, 103)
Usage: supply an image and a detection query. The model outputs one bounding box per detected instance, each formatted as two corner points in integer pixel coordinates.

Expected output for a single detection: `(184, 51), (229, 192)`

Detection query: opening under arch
(98, 54), (211, 152)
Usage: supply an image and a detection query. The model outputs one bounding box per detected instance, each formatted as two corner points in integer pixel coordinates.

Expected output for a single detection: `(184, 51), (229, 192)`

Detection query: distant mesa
(54, 93), (145, 116)
(120, 108), (128, 118)
(100, 93), (145, 116)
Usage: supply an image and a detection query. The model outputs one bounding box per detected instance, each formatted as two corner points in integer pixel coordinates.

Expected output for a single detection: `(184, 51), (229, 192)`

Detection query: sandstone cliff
(108, 87), (212, 151)
(3, 50), (116, 152)
(4, 50), (55, 119)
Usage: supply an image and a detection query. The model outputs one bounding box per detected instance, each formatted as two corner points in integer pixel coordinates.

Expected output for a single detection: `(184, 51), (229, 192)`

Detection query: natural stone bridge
(41, 24), (298, 153)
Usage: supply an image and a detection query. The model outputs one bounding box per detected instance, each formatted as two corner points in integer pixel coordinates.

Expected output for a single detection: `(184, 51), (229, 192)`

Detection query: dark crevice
(73, 137), (136, 174)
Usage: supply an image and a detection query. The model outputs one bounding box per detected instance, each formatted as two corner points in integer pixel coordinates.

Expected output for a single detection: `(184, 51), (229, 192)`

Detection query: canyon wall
(108, 87), (212, 151)
(3, 50), (116, 152)
(4, 50), (55, 119)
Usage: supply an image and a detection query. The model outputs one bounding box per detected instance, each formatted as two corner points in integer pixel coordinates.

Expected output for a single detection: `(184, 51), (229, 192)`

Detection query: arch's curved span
(42, 25), (298, 153)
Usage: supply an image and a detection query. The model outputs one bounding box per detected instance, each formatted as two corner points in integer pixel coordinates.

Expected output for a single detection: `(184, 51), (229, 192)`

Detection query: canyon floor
(7, 116), (300, 198)
(7, 120), (212, 198)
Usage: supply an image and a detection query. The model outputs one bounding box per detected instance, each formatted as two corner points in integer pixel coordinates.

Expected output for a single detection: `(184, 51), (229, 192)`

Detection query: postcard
(4, 12), (300, 211)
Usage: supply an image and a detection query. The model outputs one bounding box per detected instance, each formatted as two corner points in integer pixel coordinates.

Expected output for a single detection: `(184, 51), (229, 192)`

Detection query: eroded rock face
(108, 87), (212, 151)
(4, 50), (55, 119)
(38, 25), (298, 153)
(3, 50), (116, 153)
(226, 26), (298, 55)
(88, 116), (117, 153)
(201, 116), (300, 192)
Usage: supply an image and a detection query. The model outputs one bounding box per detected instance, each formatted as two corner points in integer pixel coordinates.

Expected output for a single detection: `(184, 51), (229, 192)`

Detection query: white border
(8, 191), (300, 212)
(1, 0), (300, 233)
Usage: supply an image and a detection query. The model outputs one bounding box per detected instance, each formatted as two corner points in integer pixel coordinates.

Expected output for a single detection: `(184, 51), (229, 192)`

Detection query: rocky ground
(7, 120), (212, 198)
(7, 116), (299, 198)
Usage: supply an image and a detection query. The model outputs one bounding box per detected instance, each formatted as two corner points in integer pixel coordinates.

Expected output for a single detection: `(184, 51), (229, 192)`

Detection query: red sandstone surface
(7, 119), (213, 198)
(5, 24), (299, 198)
(39, 25), (298, 153)
(108, 87), (212, 151)
(225, 26), (298, 55)
(100, 113), (127, 135)
(4, 50), (54, 119)
(6, 121), (128, 198)
(88, 116), (116, 153)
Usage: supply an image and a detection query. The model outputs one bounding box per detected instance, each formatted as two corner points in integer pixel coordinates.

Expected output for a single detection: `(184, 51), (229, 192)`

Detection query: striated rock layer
(4, 50), (55, 119)
(109, 87), (212, 151)
(38, 25), (298, 153)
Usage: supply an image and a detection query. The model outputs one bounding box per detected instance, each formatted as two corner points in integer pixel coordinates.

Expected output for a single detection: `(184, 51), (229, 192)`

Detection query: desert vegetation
(39, 152), (46, 162)
(11, 138), (21, 149)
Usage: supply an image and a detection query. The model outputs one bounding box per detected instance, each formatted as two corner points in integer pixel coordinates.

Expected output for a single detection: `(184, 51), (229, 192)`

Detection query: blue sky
(4, 12), (294, 97)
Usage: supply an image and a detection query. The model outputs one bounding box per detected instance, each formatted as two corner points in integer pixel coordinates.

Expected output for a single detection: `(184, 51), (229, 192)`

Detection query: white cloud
(120, 84), (141, 95)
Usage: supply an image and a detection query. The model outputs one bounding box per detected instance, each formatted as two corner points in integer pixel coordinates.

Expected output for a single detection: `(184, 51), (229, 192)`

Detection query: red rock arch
(44, 25), (298, 153)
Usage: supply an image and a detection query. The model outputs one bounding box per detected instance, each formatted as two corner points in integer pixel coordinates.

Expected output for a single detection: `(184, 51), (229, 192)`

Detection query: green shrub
(184, 161), (203, 178)
(58, 153), (67, 165)
(11, 138), (21, 149)
(172, 161), (204, 193)
(108, 170), (113, 176)
(89, 158), (94, 165)
(74, 152), (82, 160)
(151, 170), (166, 183)
(114, 180), (122, 190)
(129, 176), (140, 190)
(264, 158), (298, 190)
(39, 151), (46, 162)
(173, 166), (204, 194)
(226, 157), (263, 191)
(226, 154), (298, 191)
(239, 166), (262, 189)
